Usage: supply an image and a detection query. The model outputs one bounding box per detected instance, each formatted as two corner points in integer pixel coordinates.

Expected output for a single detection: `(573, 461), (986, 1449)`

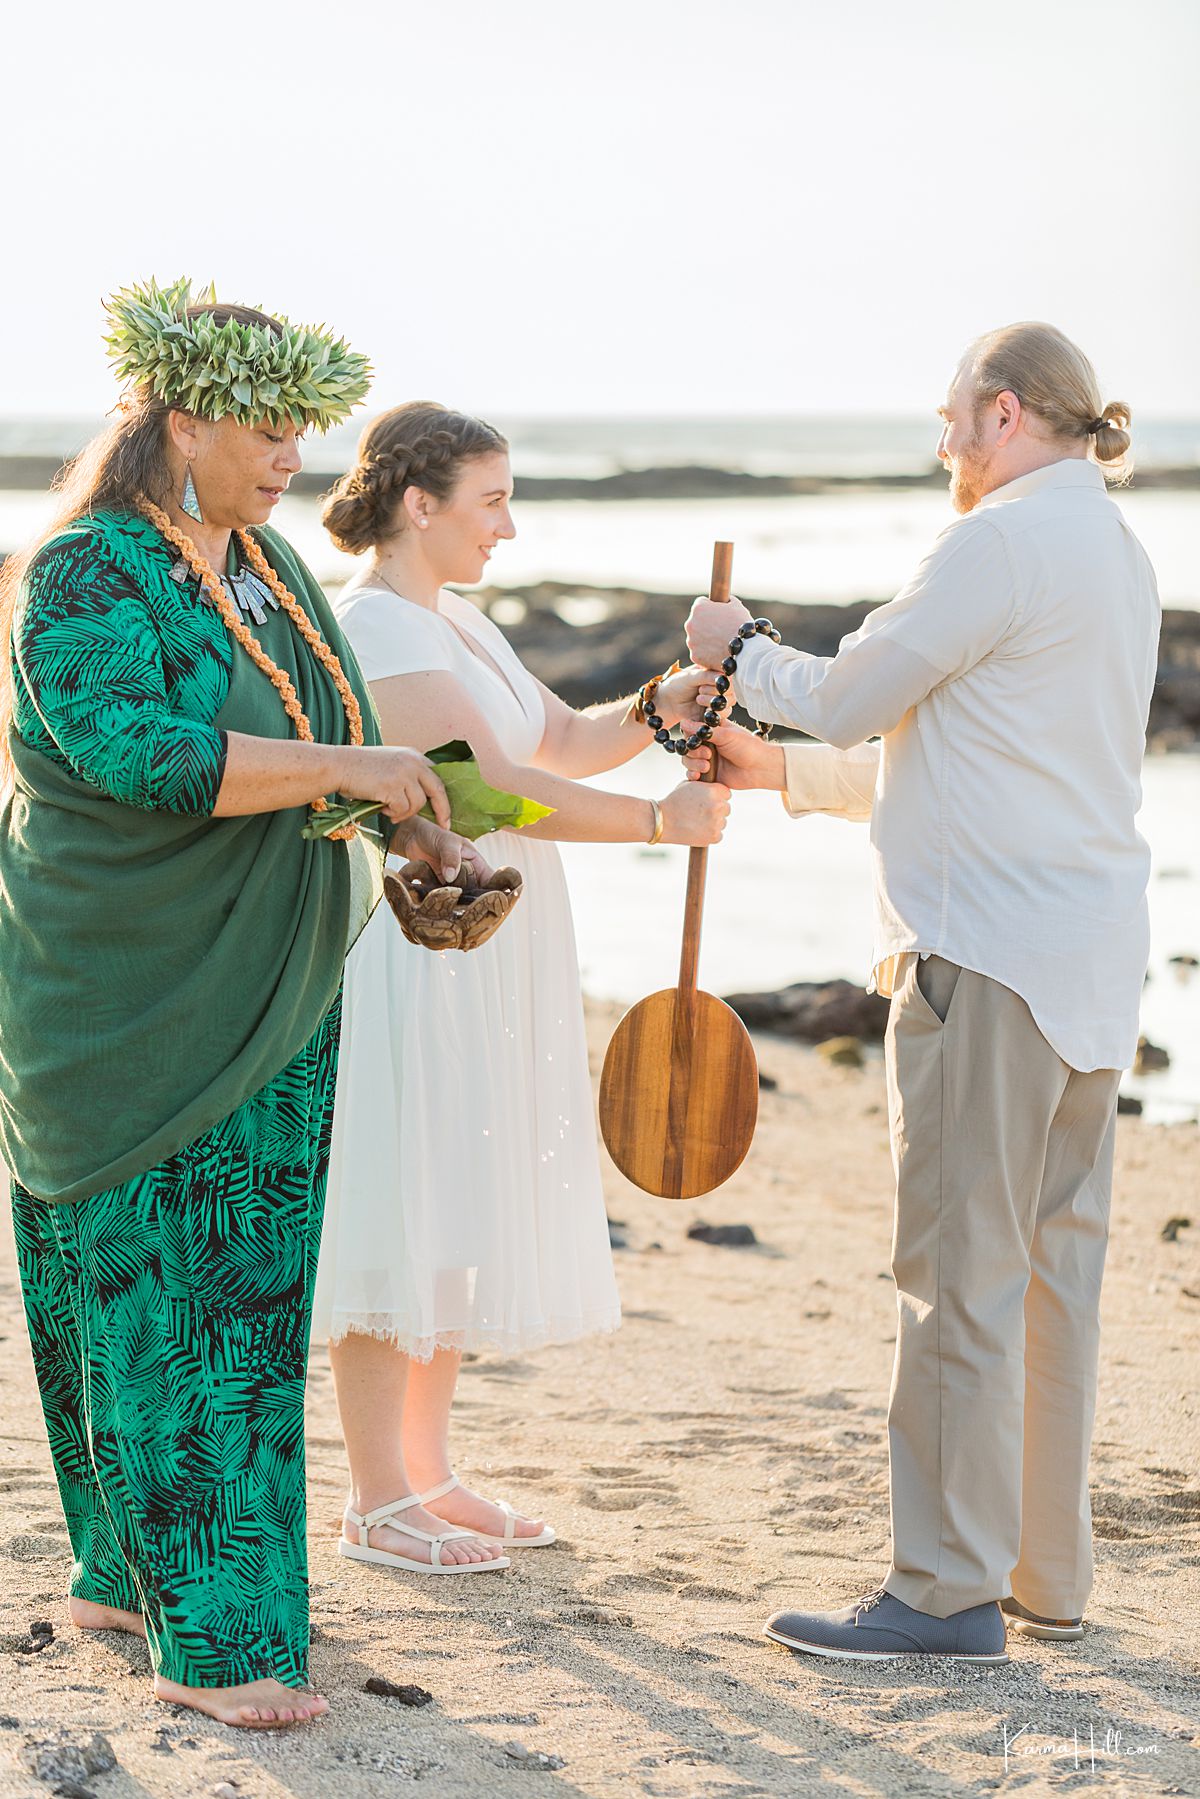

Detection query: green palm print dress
(1, 509), (381, 1689)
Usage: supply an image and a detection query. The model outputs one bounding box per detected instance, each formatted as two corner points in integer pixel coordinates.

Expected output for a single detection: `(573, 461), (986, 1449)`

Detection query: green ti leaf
(419, 756), (554, 841)
(300, 745), (552, 844)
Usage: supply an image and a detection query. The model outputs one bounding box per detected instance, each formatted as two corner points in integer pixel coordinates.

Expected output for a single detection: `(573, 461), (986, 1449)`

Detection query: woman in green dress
(0, 280), (480, 1728)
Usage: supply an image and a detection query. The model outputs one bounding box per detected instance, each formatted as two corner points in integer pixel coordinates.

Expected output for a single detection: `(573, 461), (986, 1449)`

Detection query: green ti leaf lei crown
(103, 277), (372, 433)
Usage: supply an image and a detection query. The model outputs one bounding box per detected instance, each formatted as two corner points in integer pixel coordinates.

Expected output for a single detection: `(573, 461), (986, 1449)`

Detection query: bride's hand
(655, 663), (737, 729)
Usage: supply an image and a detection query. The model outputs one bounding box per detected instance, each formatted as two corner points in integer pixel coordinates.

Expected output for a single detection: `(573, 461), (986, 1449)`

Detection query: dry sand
(1, 1004), (1197, 1798)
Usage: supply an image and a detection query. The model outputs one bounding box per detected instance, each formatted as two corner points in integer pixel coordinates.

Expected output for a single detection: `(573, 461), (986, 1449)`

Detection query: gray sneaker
(764, 1587), (1009, 1664)
(1001, 1597), (1084, 1640)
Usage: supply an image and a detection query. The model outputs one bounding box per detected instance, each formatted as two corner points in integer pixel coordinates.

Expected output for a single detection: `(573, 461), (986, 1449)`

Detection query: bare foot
(416, 1480), (550, 1544)
(153, 1673), (328, 1728)
(68, 1596), (146, 1638)
(343, 1500), (506, 1568)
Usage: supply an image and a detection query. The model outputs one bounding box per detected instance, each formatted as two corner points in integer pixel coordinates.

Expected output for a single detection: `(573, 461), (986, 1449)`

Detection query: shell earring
(181, 463), (204, 525)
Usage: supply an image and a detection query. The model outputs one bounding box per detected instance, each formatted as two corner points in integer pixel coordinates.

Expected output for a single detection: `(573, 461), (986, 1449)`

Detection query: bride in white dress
(312, 402), (729, 1573)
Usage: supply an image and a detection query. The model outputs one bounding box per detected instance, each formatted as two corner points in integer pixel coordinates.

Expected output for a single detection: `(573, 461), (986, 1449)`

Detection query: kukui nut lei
(639, 617), (783, 755)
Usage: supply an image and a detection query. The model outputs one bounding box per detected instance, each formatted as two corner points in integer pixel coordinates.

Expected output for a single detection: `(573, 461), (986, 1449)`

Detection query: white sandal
(338, 1494), (511, 1575)
(418, 1474), (557, 1548)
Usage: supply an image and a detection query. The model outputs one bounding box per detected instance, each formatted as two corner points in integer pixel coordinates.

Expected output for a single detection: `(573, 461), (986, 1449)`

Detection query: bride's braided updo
(323, 401), (509, 554)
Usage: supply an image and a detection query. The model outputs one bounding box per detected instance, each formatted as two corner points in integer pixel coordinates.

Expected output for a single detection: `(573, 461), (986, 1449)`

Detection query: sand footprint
(597, 1571), (677, 1595)
(1, 1531), (68, 1560)
(476, 1464), (554, 1482)
(576, 1486), (677, 1512)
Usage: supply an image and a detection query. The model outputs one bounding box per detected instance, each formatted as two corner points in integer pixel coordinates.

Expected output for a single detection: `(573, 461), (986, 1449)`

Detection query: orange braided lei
(139, 500), (363, 839)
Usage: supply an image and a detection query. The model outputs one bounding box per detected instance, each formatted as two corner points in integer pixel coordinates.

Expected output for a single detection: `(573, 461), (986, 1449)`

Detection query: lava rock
(758, 1070), (778, 1091)
(1133, 1034), (1171, 1073)
(816, 1034), (865, 1068)
(1117, 1093), (1144, 1115)
(363, 1676), (434, 1707)
(1161, 1216), (1192, 1243)
(725, 979), (890, 1043)
(19, 1732), (116, 1787)
(1167, 952), (1199, 967)
(687, 1222), (757, 1247)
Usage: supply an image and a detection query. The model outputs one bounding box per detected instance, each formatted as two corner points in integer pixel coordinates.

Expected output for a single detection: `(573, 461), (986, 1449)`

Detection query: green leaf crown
(103, 276), (373, 433)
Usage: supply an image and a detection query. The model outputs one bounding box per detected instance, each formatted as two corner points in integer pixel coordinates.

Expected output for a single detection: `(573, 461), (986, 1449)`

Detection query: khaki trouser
(882, 954), (1120, 1620)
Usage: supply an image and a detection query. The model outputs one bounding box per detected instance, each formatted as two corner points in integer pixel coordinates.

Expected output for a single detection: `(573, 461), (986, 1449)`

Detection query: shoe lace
(855, 1588), (888, 1616)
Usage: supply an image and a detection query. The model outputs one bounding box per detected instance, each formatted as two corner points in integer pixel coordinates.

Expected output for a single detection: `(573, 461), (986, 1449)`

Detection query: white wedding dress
(312, 577), (621, 1359)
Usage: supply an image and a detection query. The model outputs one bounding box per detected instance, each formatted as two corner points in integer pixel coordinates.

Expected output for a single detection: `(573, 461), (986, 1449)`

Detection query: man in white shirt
(682, 322), (1160, 1666)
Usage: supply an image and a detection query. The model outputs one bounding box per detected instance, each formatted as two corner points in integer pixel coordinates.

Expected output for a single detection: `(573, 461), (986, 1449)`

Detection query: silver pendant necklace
(170, 544), (281, 627)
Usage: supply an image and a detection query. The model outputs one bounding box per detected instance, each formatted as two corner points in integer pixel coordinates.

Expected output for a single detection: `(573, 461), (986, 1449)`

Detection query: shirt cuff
(780, 739), (879, 820)
(780, 743), (846, 816)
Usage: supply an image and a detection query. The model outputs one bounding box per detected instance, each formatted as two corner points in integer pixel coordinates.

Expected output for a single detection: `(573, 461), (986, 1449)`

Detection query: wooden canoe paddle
(599, 541), (759, 1199)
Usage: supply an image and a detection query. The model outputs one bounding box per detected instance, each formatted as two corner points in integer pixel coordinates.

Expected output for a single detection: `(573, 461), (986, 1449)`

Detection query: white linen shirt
(734, 459), (1160, 1073)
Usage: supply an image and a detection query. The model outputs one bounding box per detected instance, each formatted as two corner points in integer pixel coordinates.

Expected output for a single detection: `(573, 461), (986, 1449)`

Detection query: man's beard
(948, 432), (993, 514)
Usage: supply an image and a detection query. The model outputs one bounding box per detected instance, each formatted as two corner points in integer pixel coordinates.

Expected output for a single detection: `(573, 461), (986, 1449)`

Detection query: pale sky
(2, 0), (1197, 418)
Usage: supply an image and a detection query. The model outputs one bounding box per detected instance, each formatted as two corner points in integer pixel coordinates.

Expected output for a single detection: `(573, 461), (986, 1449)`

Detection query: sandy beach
(1, 1004), (1197, 1799)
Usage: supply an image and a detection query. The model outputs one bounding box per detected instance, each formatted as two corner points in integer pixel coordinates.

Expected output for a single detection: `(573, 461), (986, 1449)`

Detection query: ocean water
(2, 484), (1197, 613)
(5, 411), (1200, 477)
(3, 411), (1198, 606)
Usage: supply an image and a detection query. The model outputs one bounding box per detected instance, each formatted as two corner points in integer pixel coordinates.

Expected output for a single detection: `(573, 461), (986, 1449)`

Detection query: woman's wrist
(326, 742), (367, 797)
(650, 676), (680, 729)
(632, 663), (684, 732)
(644, 797), (664, 844)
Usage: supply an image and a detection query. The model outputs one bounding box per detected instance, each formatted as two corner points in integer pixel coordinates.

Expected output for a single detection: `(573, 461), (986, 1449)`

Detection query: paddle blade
(599, 987), (758, 1199)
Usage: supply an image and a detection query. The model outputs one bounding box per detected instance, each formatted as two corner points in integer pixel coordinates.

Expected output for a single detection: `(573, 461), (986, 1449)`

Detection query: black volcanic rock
(471, 583), (875, 719)
(724, 979), (891, 1043)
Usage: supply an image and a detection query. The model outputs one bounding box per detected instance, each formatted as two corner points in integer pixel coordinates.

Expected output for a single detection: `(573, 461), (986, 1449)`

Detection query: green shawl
(0, 511), (382, 1203)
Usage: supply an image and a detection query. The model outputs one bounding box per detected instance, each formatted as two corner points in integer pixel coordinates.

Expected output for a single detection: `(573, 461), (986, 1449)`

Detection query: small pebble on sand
(363, 1676), (434, 1707)
(503, 1739), (566, 1770)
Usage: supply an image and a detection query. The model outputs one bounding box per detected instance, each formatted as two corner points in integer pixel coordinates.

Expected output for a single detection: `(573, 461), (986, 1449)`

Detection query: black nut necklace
(641, 617), (782, 754)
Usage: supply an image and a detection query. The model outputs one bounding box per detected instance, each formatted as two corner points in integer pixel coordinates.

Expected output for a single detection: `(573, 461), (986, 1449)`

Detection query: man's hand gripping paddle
(599, 542), (759, 1198)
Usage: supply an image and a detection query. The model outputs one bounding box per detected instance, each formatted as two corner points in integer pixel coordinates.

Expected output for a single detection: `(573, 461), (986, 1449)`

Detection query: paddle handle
(677, 541), (732, 993)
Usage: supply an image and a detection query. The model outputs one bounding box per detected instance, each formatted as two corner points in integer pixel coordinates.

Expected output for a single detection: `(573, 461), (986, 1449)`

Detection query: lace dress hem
(323, 1307), (623, 1363)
